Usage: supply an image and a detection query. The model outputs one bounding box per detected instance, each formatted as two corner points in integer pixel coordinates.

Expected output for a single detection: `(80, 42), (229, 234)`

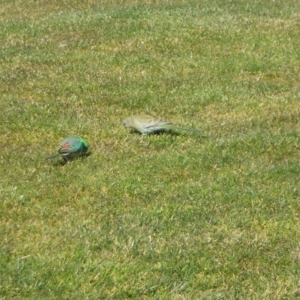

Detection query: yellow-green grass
(1, 0), (300, 298)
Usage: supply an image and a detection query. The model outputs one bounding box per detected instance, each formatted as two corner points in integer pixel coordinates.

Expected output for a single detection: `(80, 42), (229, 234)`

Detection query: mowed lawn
(1, 0), (300, 298)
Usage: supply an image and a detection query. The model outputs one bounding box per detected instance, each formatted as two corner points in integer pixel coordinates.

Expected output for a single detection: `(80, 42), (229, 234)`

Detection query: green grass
(1, 0), (300, 298)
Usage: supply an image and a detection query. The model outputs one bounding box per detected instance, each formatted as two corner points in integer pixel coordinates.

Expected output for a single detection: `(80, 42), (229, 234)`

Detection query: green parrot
(123, 114), (201, 135)
(46, 136), (89, 160)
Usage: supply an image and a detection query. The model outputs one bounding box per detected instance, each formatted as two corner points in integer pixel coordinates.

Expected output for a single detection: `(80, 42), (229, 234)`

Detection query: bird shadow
(130, 129), (180, 136)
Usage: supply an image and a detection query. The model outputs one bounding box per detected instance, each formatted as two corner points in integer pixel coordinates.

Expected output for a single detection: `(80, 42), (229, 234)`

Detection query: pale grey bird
(123, 114), (201, 135)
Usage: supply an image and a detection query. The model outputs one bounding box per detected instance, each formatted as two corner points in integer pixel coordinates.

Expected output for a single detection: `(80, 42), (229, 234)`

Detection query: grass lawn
(1, 0), (300, 298)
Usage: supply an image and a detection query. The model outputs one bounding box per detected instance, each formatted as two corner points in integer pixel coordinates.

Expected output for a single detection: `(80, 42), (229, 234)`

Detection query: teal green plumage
(46, 136), (89, 160)
(123, 114), (201, 135)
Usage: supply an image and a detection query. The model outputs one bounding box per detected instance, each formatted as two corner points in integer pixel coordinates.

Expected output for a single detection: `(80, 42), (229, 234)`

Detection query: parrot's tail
(46, 153), (61, 160)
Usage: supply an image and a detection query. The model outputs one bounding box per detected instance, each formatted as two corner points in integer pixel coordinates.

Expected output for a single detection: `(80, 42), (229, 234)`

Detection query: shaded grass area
(1, 0), (300, 298)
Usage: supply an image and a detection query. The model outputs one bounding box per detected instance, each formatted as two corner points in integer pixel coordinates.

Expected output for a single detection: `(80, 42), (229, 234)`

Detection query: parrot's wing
(136, 115), (172, 129)
(58, 142), (73, 154)
(124, 115), (173, 134)
(145, 120), (172, 129)
(58, 138), (82, 154)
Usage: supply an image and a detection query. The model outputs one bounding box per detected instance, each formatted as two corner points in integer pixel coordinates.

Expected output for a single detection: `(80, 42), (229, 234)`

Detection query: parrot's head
(82, 139), (89, 148)
(122, 118), (131, 128)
